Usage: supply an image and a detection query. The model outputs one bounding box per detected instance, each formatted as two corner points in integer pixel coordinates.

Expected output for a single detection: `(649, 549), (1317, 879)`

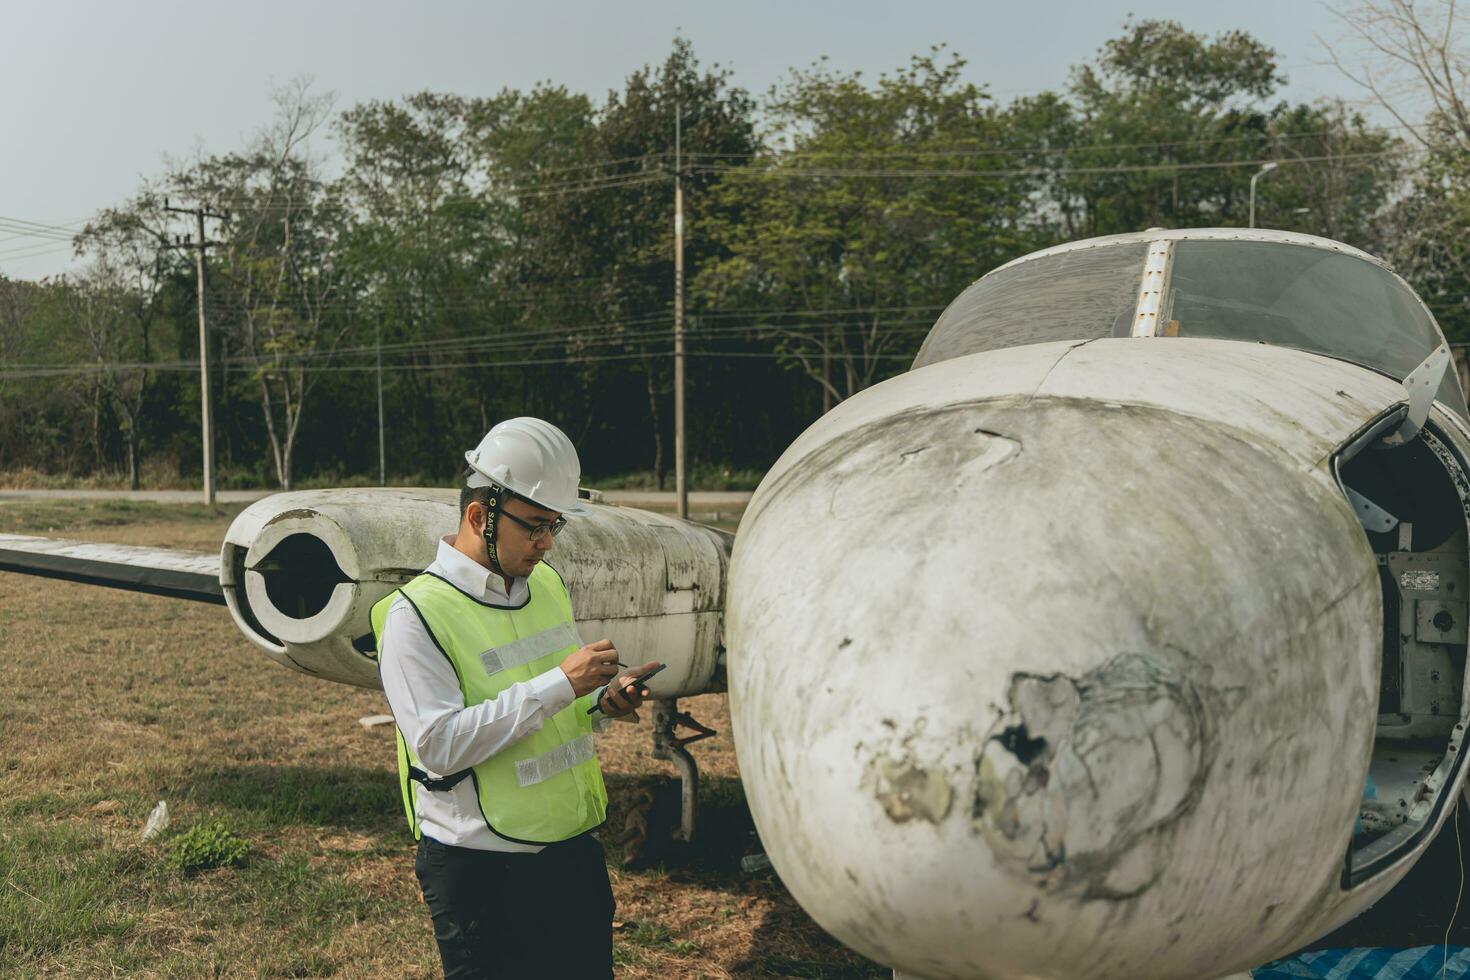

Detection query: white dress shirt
(378, 534), (582, 853)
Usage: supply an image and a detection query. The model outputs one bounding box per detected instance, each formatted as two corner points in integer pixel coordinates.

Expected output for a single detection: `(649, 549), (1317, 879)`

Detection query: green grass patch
(181, 764), (402, 832)
(0, 499), (246, 534)
(0, 822), (140, 958)
(619, 919), (702, 956)
(0, 817), (398, 977)
(0, 791), (71, 820)
(757, 956), (892, 978)
(168, 820), (252, 874)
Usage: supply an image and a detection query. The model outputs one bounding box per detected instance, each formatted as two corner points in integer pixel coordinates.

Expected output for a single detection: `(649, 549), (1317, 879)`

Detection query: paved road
(0, 487), (752, 508)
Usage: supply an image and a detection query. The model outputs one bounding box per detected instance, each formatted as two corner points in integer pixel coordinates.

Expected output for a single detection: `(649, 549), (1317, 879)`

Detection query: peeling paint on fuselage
(976, 650), (1216, 901)
(868, 756), (955, 824)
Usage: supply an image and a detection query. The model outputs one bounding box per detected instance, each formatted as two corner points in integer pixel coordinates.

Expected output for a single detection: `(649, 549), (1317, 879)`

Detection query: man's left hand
(600, 660), (660, 722)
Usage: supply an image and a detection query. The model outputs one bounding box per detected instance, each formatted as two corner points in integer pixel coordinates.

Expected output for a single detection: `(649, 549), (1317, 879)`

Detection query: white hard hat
(464, 417), (590, 515)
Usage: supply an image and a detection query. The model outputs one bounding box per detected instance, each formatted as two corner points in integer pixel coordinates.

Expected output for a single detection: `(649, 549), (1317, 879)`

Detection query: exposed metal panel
(0, 534), (222, 604)
(1130, 240), (1173, 338)
(1415, 600), (1468, 645)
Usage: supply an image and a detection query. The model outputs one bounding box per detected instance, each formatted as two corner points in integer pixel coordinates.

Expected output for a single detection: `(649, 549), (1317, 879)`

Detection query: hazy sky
(1, 0), (1380, 280)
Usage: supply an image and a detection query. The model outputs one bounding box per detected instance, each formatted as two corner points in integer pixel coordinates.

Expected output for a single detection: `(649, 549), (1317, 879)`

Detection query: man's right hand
(559, 639), (620, 697)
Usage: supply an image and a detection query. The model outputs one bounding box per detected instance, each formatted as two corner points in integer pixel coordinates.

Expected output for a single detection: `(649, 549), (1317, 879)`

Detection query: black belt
(408, 765), (472, 792)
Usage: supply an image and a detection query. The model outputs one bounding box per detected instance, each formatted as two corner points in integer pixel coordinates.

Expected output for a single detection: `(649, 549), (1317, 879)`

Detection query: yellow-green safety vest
(370, 563), (608, 845)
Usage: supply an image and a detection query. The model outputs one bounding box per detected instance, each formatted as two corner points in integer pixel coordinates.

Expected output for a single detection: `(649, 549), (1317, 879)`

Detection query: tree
(73, 189), (174, 487)
(493, 39), (758, 485)
(174, 80), (346, 489)
(1328, 1), (1470, 340)
(700, 50), (1037, 406)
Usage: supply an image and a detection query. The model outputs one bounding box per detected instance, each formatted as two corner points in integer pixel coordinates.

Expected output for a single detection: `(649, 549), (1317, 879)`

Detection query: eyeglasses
(498, 510), (567, 541)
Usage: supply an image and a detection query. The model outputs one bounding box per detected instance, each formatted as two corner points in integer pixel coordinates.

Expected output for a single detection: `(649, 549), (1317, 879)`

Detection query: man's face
(482, 496), (560, 578)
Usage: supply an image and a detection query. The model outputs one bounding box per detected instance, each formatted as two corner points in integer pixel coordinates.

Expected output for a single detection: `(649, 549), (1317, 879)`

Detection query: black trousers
(414, 833), (615, 979)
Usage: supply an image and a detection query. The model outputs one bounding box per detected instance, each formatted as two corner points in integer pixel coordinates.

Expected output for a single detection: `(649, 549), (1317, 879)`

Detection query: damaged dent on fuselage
(973, 650), (1223, 900)
(859, 648), (1225, 901)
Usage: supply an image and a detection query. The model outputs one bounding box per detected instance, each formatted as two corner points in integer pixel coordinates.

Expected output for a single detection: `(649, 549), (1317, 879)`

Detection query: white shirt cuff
(532, 666), (576, 714)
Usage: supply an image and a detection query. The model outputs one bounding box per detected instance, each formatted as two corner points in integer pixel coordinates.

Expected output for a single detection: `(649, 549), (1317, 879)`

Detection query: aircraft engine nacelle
(728, 338), (1470, 980)
(221, 488), (731, 694)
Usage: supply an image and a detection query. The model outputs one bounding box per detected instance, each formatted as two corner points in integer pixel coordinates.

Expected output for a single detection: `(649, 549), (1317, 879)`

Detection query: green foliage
(0, 25), (1448, 489)
(699, 48), (1040, 402)
(1051, 18), (1402, 239)
(167, 819), (252, 874)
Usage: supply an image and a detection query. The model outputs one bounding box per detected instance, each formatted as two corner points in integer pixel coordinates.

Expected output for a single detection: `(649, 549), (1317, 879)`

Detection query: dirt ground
(0, 500), (884, 979)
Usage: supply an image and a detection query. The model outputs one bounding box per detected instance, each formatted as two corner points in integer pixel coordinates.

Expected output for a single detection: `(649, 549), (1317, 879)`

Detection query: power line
(0, 314), (942, 375)
(692, 149), (1403, 181)
(0, 214), (84, 237)
(200, 168), (672, 213)
(681, 123), (1414, 162)
(0, 242), (74, 262)
(0, 345), (932, 380)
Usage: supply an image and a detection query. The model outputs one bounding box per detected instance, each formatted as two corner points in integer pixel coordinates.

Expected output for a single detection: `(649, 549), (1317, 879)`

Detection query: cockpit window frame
(915, 232), (1468, 421)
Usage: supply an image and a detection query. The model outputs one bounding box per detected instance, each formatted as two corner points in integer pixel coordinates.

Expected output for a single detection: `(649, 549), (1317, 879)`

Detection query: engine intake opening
(251, 533), (351, 620)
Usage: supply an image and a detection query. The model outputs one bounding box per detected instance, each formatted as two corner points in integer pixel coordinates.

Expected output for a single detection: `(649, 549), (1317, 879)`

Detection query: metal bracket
(1345, 487), (1400, 534)
(672, 712), (716, 749)
(1382, 345), (1451, 448)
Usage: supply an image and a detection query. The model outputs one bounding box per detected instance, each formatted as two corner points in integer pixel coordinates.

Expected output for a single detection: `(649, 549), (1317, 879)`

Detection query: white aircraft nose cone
(728, 365), (1382, 979)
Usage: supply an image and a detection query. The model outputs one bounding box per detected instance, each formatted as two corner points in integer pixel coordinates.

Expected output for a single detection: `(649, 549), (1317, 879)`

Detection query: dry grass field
(0, 500), (884, 979)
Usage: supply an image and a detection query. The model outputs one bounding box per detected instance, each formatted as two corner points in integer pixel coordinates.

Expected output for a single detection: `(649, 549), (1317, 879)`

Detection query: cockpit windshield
(1167, 241), (1458, 410)
(913, 237), (1466, 419)
(913, 242), (1147, 368)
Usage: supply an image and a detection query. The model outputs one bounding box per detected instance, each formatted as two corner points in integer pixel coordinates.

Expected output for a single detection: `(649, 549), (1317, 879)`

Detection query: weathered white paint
(222, 489), (731, 693)
(0, 535), (217, 578)
(727, 337), (1468, 979)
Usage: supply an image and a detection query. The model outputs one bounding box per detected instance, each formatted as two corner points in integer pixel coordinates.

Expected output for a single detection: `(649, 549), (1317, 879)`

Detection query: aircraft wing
(0, 534), (222, 605)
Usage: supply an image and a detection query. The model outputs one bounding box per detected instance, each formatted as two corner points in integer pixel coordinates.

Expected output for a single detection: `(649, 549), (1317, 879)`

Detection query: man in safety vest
(373, 417), (657, 978)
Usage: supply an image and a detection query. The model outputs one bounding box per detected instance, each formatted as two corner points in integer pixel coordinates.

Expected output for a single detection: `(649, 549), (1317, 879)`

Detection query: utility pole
(164, 199), (227, 505)
(376, 316), (386, 485)
(822, 326), (832, 414)
(673, 99), (688, 520)
(1249, 162), (1278, 229)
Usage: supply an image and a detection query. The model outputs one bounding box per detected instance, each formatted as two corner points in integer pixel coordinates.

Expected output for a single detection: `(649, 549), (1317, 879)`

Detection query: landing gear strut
(619, 698), (715, 866)
(651, 699), (716, 843)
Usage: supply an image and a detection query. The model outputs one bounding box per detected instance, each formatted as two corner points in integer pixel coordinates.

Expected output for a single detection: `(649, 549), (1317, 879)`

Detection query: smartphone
(587, 662), (667, 714)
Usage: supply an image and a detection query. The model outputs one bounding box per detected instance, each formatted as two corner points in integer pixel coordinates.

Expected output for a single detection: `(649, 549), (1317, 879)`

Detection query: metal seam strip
(1131, 239), (1174, 338)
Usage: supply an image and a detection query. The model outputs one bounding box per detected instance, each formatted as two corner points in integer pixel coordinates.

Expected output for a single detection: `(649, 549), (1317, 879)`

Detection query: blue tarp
(1254, 946), (1470, 979)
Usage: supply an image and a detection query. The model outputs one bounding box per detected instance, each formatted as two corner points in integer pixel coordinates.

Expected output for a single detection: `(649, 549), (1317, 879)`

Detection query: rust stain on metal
(868, 756), (954, 824)
(264, 508), (320, 526)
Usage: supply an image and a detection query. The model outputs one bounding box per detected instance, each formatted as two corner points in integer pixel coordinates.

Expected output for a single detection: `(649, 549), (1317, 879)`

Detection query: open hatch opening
(249, 533), (352, 621)
(1338, 421), (1470, 886)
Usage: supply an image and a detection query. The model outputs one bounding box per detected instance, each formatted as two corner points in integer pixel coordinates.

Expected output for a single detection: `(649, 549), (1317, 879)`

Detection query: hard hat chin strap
(480, 483), (508, 578)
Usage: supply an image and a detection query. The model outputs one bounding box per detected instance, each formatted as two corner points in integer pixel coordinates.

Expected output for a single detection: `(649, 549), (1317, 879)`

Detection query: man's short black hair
(459, 468), (503, 518)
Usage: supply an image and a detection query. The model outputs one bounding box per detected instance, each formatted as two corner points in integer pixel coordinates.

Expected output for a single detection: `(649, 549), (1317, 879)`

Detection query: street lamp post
(1249, 162), (1279, 229)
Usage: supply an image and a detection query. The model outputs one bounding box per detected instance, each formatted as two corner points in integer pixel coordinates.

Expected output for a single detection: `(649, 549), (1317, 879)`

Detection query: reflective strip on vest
(479, 622), (578, 676)
(516, 733), (595, 787)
